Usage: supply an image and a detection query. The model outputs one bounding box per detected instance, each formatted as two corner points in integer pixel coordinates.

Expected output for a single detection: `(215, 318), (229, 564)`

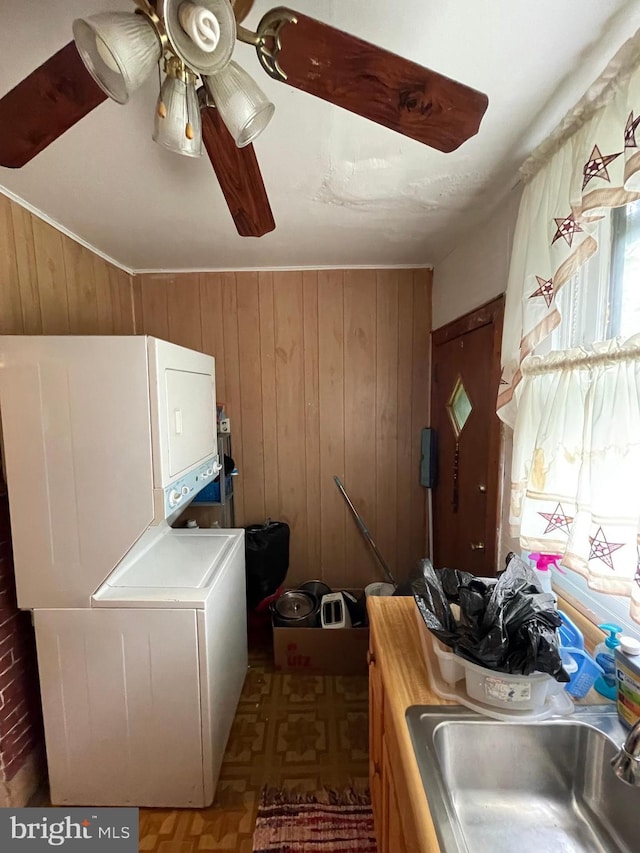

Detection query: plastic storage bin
(413, 605), (573, 720)
(432, 637), (465, 685)
(429, 628), (555, 710)
(430, 635), (554, 710)
(563, 651), (603, 699)
(462, 655), (554, 710)
(416, 608), (560, 719)
(558, 612), (603, 699)
(415, 607), (557, 711)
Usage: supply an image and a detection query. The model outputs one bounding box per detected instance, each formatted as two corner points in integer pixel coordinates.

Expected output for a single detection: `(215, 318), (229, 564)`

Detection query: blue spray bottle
(594, 624), (623, 700)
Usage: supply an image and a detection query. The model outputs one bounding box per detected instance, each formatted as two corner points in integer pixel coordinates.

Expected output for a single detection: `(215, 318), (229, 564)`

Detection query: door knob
(470, 542), (485, 551)
(477, 484), (487, 493)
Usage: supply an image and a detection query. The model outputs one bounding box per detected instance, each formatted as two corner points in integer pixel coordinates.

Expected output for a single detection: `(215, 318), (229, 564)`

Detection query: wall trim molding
(0, 187), (435, 276)
(0, 186), (135, 275)
(134, 263), (435, 275)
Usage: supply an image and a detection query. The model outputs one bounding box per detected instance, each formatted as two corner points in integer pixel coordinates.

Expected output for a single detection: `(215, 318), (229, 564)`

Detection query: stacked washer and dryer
(0, 335), (247, 807)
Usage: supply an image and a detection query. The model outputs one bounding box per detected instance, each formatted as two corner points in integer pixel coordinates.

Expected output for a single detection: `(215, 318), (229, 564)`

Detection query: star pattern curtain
(499, 34), (640, 623)
(510, 337), (640, 624)
(498, 48), (640, 426)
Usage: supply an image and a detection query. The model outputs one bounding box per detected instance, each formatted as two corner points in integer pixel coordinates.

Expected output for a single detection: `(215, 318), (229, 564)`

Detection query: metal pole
(333, 476), (397, 587)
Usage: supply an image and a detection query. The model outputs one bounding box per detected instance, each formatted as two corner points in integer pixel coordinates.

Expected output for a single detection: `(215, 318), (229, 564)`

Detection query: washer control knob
(181, 486), (190, 496)
(169, 489), (181, 506)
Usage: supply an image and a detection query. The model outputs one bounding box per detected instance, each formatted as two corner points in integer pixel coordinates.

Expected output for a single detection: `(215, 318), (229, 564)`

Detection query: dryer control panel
(156, 455), (221, 520)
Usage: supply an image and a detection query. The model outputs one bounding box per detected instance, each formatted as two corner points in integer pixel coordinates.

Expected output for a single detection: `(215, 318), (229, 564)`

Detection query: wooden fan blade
(261, 10), (488, 153)
(0, 42), (107, 169)
(233, 0), (256, 23)
(201, 105), (275, 237)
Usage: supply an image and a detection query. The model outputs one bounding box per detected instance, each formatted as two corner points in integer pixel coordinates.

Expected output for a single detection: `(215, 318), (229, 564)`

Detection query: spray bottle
(594, 624), (623, 700)
(528, 552), (562, 595)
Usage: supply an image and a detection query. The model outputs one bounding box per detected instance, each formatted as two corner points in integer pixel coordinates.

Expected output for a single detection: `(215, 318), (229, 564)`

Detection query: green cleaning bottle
(594, 624), (623, 700)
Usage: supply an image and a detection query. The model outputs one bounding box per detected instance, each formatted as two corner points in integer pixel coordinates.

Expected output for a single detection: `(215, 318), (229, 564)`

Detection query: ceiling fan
(0, 0), (489, 238)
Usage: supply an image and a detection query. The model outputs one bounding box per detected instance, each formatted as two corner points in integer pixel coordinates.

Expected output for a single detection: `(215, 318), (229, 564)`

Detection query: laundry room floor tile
(137, 637), (370, 852)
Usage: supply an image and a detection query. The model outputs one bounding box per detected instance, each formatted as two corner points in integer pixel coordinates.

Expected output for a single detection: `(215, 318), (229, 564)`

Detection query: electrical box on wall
(420, 428), (437, 488)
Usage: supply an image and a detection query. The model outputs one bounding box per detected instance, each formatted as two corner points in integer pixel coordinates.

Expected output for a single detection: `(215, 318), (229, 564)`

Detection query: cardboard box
(273, 626), (370, 675)
(272, 589), (369, 675)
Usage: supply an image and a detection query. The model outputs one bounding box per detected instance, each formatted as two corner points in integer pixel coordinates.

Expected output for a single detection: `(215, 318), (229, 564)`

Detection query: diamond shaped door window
(447, 376), (472, 438)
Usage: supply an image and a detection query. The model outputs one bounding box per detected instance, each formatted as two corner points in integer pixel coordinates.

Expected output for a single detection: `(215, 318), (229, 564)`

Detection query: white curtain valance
(498, 37), (640, 427)
(510, 335), (640, 624)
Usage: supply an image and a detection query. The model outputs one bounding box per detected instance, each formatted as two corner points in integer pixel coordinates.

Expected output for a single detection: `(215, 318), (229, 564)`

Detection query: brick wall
(0, 483), (43, 790)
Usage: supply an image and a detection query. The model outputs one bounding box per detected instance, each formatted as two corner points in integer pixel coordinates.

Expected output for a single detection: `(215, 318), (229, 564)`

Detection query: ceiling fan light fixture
(153, 58), (202, 158)
(72, 12), (162, 105)
(163, 0), (236, 76)
(204, 61), (274, 148)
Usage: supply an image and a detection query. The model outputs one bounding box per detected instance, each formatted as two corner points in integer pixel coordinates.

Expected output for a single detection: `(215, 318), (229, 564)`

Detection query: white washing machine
(35, 524), (247, 807)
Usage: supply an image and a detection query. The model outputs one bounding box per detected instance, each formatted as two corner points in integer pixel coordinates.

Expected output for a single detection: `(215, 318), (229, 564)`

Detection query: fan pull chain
(185, 118), (195, 140)
(185, 76), (195, 140)
(157, 62), (167, 119)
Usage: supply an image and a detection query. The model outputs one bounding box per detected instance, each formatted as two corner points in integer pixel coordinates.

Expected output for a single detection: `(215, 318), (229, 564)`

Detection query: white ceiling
(1, 0), (640, 272)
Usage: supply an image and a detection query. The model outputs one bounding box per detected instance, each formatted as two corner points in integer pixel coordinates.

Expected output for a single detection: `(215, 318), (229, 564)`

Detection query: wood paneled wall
(0, 194), (133, 336)
(0, 192), (432, 588)
(134, 269), (432, 589)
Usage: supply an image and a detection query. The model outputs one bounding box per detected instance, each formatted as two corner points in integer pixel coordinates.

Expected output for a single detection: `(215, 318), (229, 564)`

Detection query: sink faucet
(611, 718), (640, 786)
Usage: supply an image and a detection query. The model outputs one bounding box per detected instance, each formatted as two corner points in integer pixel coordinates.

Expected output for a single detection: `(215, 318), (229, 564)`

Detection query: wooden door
(431, 297), (504, 575)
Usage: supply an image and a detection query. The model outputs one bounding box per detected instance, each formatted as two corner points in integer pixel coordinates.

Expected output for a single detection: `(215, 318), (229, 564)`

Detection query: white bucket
(365, 582), (395, 597)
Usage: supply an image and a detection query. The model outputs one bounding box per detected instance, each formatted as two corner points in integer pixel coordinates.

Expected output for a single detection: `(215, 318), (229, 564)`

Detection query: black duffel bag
(245, 520), (290, 609)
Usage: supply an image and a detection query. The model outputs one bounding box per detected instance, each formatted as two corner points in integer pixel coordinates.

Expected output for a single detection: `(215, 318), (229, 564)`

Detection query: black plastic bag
(245, 521), (290, 609)
(411, 563), (495, 649)
(412, 553), (569, 681)
(412, 559), (458, 644)
(442, 568), (494, 641)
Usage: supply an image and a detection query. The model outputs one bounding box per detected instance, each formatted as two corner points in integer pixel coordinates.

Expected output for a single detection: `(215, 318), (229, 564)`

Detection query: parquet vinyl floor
(138, 636), (370, 852)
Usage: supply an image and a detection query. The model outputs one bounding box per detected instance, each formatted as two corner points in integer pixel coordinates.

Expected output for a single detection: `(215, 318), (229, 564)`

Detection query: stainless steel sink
(405, 705), (640, 853)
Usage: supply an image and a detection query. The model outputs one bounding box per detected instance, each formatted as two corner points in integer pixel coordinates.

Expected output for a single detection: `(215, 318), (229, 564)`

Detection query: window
(609, 201), (640, 339)
(552, 202), (640, 351)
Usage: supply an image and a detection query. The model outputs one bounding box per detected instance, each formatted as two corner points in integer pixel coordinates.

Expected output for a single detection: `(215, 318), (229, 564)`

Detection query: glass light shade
(204, 61), (274, 148)
(72, 13), (162, 105)
(153, 75), (202, 158)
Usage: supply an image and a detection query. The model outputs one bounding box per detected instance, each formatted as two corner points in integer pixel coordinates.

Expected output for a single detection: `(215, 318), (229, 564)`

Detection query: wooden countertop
(368, 596), (451, 853)
(367, 595), (610, 853)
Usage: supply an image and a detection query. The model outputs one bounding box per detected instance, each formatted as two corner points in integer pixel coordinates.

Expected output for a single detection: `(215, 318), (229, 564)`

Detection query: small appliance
(320, 591), (353, 629)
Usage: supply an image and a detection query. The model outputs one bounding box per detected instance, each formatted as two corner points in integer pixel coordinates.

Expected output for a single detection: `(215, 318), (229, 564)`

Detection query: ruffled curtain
(498, 35), (640, 427)
(500, 33), (640, 623)
(510, 337), (640, 624)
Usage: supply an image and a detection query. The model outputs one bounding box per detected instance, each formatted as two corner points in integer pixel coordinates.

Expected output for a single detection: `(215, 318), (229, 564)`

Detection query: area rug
(252, 787), (377, 852)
